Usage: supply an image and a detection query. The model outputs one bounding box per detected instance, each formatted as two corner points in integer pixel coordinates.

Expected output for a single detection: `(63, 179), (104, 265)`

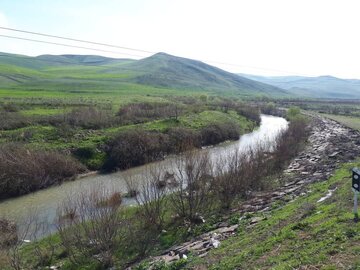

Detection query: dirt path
(129, 115), (360, 268)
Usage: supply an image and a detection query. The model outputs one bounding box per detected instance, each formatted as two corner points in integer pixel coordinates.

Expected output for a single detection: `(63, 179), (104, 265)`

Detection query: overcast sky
(1, 0), (360, 78)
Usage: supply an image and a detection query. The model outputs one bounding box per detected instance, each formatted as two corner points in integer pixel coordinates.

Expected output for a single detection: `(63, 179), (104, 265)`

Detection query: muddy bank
(142, 115), (360, 266)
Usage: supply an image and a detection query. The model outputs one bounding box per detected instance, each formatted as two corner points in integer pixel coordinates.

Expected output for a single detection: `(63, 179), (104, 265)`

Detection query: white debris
(317, 187), (337, 203)
(23, 239), (31, 243)
(210, 237), (221, 248)
(182, 254), (188, 260)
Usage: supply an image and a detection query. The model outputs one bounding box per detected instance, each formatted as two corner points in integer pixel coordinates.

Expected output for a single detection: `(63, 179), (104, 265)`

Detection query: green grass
(20, 107), (67, 116)
(322, 114), (360, 131)
(179, 110), (253, 131)
(140, 110), (255, 133)
(189, 160), (360, 269)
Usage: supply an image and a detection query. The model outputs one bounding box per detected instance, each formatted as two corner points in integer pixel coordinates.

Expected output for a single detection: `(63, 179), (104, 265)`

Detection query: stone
(329, 151), (341, 158)
(250, 216), (265, 224)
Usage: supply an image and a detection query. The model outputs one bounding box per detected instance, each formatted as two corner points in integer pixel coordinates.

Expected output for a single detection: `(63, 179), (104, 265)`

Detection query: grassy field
(322, 114), (360, 131)
(188, 160), (360, 269)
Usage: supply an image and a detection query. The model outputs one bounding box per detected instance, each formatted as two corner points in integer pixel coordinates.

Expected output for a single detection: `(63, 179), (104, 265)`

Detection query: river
(0, 115), (287, 235)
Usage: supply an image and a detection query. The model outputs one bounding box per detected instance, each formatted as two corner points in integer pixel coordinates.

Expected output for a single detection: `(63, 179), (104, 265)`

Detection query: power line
(0, 34), (147, 58)
(0, 26), (155, 54)
(0, 26), (307, 76)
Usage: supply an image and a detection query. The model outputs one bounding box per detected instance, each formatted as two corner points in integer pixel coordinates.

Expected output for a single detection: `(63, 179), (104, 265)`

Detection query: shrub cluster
(117, 102), (182, 124)
(210, 99), (261, 124)
(0, 112), (30, 130)
(103, 121), (240, 171)
(0, 144), (86, 198)
(200, 122), (239, 146)
(272, 116), (309, 170)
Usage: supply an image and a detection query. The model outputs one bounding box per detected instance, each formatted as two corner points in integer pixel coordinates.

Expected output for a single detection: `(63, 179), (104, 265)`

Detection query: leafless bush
(200, 122), (240, 146)
(135, 165), (169, 230)
(117, 102), (183, 124)
(0, 112), (30, 130)
(103, 130), (170, 171)
(0, 144), (86, 198)
(212, 142), (275, 209)
(167, 127), (200, 153)
(213, 151), (249, 209)
(124, 175), (139, 198)
(64, 106), (115, 129)
(57, 187), (124, 268)
(272, 116), (309, 171)
(1, 210), (53, 270)
(170, 151), (214, 222)
(210, 99), (261, 124)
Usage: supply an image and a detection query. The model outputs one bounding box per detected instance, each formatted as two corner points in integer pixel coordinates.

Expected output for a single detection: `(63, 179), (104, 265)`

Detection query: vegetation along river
(0, 115), (288, 236)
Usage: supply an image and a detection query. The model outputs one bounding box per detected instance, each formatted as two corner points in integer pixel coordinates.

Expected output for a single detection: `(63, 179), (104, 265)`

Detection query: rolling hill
(0, 51), (289, 98)
(239, 73), (360, 99)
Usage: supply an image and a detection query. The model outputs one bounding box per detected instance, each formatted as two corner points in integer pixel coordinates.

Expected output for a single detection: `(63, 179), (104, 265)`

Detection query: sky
(1, 0), (360, 78)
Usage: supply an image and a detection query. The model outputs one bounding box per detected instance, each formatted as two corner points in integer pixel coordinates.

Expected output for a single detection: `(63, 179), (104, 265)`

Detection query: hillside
(239, 73), (360, 98)
(125, 53), (289, 96)
(189, 161), (360, 269)
(0, 51), (289, 98)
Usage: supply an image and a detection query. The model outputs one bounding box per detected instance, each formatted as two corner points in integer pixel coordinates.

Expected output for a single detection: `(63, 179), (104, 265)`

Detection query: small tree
(57, 186), (124, 268)
(170, 151), (214, 222)
(287, 106), (301, 119)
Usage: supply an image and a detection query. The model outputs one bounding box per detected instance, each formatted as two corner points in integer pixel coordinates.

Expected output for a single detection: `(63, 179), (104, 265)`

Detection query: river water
(0, 115), (287, 234)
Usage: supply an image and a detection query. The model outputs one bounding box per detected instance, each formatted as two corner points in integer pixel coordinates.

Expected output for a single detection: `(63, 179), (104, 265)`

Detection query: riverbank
(0, 106), (258, 200)
(139, 115), (360, 269)
(0, 115), (285, 230)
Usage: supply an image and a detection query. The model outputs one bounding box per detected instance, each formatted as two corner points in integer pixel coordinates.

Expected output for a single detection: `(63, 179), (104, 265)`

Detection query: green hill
(0, 52), (289, 98)
(126, 53), (289, 96)
(240, 73), (360, 99)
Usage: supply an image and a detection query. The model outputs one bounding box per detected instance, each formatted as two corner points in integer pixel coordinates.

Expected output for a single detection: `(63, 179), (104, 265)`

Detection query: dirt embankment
(139, 115), (360, 266)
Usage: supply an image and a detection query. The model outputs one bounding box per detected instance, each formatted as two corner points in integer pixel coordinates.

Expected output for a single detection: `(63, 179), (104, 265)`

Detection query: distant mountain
(239, 73), (360, 98)
(0, 51), (289, 98)
(124, 53), (289, 96)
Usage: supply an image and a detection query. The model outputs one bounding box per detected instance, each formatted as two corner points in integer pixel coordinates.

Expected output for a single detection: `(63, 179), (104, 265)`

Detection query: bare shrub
(0, 112), (30, 130)
(272, 116), (309, 171)
(123, 173), (164, 258)
(0, 144), (86, 198)
(233, 103), (261, 124)
(117, 102), (183, 124)
(200, 122), (240, 146)
(124, 175), (139, 198)
(65, 106), (115, 129)
(124, 213), (159, 258)
(212, 142), (275, 209)
(210, 99), (261, 124)
(167, 127), (200, 153)
(1, 210), (51, 270)
(57, 187), (124, 268)
(103, 130), (170, 171)
(170, 151), (214, 222)
(213, 151), (249, 209)
(135, 165), (168, 230)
